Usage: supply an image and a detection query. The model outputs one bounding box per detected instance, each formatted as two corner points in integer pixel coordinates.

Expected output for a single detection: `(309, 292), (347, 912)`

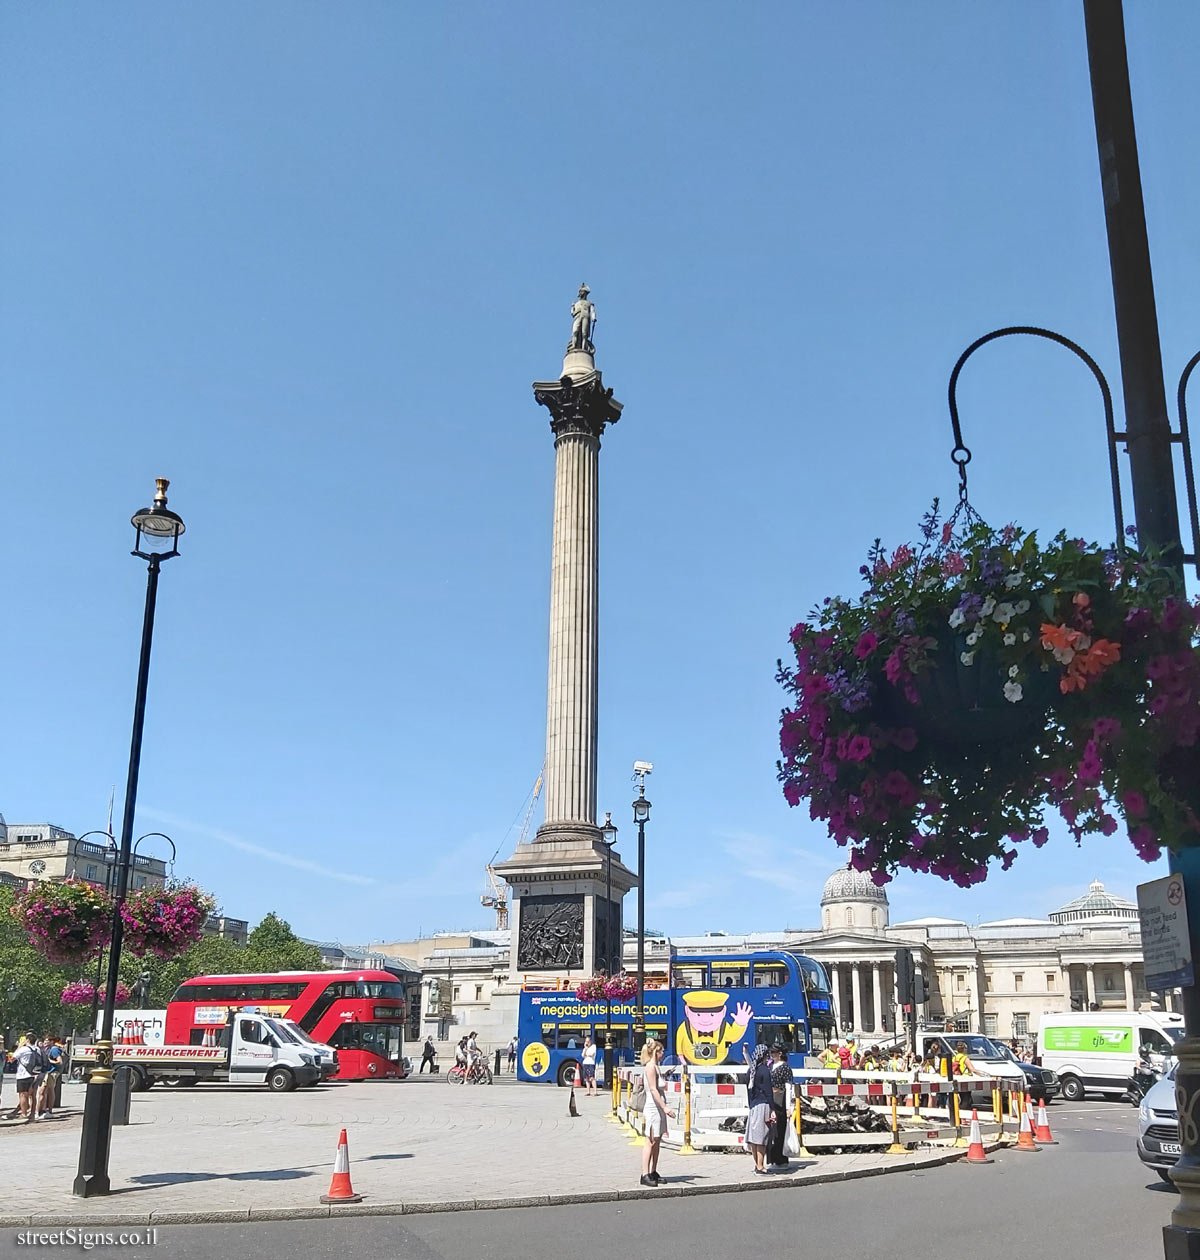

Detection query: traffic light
(895, 948), (915, 1005)
(912, 971), (928, 1005)
(1071, 993), (1084, 1011)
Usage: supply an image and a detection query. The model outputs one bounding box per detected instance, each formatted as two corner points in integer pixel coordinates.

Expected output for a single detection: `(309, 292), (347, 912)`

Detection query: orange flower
(1083, 638), (1121, 672)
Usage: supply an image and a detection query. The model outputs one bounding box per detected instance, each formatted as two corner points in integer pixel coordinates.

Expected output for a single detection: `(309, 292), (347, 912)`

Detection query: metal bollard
(494, 1049), (502, 1077)
(679, 1070), (696, 1155)
(110, 1066), (133, 1126)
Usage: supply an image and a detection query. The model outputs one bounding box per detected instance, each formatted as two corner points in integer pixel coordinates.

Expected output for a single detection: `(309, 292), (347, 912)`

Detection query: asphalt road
(0, 1099), (1173, 1260)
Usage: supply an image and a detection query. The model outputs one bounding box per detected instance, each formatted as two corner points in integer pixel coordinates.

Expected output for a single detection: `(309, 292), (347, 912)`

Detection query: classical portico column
(1124, 963), (1135, 1011)
(851, 963), (863, 1034)
(1086, 963), (1097, 1010)
(871, 963), (883, 1034)
(828, 962), (842, 1030)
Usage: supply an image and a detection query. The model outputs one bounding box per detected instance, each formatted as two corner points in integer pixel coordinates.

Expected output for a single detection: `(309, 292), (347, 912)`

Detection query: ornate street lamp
(599, 811), (618, 1093)
(631, 772), (652, 1052)
(74, 480), (184, 1199)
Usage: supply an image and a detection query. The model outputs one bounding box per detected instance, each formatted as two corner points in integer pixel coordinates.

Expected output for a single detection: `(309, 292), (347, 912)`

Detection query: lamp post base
(73, 1079), (115, 1197)
(632, 1019), (645, 1053)
(1164, 1226), (1200, 1259)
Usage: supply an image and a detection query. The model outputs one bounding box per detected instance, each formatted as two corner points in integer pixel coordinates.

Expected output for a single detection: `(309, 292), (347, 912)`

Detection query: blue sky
(3, 3), (1198, 944)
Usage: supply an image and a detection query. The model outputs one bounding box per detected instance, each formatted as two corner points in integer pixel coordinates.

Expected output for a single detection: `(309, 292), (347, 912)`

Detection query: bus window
(793, 956), (829, 995)
(754, 1023), (797, 1051)
(712, 961), (749, 989)
(752, 962), (788, 989)
(556, 1024), (590, 1049)
(808, 1024), (829, 1053)
(673, 964), (707, 989)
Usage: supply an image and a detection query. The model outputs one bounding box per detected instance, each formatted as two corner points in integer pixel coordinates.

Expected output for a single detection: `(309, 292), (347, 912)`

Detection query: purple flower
(845, 734), (873, 762)
(1122, 790), (1147, 818)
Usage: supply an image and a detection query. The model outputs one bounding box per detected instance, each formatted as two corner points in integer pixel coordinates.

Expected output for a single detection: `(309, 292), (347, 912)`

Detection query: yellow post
(912, 1079), (920, 1119)
(992, 1084), (1004, 1143)
(679, 1069), (696, 1155)
(952, 1087), (965, 1146)
(887, 1086), (905, 1154)
(794, 1087), (812, 1159)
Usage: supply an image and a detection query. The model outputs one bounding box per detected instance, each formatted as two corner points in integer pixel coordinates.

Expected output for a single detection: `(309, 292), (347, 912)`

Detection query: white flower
(1004, 571), (1025, 588)
(1003, 680), (1023, 703)
(981, 596), (996, 616)
(1022, 630), (1031, 642)
(1008, 664), (1019, 678)
(1015, 599), (1031, 614)
(1004, 633), (1017, 646)
(993, 602), (1015, 623)
(960, 651), (975, 666)
(966, 630), (981, 646)
(948, 608), (966, 628)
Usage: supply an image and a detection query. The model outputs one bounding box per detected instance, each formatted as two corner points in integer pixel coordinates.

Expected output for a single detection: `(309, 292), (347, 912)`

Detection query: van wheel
(268, 1068), (295, 1092)
(1159, 1169), (1177, 1186)
(1060, 1075), (1084, 1102)
(128, 1068), (150, 1092)
(558, 1060), (580, 1088)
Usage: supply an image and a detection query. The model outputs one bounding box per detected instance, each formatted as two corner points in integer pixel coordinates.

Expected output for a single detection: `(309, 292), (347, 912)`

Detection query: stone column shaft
(543, 430), (599, 826)
(851, 963), (862, 1035)
(1124, 963), (1135, 1011)
(1086, 963), (1097, 1009)
(871, 963), (883, 1034)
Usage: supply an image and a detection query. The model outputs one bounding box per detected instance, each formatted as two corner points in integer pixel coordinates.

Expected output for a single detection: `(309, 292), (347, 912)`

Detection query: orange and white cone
(1016, 1096), (1039, 1152)
(320, 1129), (363, 1204)
(1033, 1098), (1057, 1144)
(965, 1109), (993, 1164)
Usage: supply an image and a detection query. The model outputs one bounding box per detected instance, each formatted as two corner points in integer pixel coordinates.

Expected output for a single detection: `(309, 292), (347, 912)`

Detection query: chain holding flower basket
(12, 879), (114, 966)
(778, 499), (1200, 887)
(575, 973), (638, 1002)
(120, 883), (216, 959)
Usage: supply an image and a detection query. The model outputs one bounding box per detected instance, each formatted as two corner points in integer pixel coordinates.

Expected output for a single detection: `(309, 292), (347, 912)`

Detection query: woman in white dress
(639, 1038), (673, 1187)
(581, 1035), (598, 1096)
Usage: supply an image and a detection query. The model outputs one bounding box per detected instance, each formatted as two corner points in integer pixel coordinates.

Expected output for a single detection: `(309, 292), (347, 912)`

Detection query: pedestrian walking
(507, 1035), (517, 1073)
(581, 1035), (598, 1097)
(767, 1045), (791, 1168)
(12, 1034), (42, 1122)
(38, 1036), (63, 1117)
(419, 1035), (437, 1074)
(745, 1043), (775, 1174)
(638, 1038), (673, 1187)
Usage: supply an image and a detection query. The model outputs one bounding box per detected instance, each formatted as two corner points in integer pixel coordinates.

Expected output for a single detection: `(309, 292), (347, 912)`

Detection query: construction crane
(482, 767), (543, 931)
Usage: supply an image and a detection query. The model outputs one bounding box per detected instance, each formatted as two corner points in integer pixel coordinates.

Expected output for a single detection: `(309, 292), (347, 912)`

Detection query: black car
(994, 1042), (1060, 1100)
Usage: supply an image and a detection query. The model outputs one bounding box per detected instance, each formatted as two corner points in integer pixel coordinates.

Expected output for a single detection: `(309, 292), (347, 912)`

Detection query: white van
(1036, 1010), (1183, 1101)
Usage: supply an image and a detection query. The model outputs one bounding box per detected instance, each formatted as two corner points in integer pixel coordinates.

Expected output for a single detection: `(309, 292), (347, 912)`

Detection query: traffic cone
(965, 1109), (993, 1164)
(569, 1085), (579, 1117)
(1033, 1097), (1057, 1145)
(319, 1129), (363, 1204)
(1016, 1096), (1039, 1152)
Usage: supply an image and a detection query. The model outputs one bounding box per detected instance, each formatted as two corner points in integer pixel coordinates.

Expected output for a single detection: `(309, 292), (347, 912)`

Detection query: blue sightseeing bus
(516, 951), (837, 1086)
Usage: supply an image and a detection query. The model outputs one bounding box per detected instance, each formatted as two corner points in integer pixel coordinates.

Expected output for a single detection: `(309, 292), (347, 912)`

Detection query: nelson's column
(495, 286), (636, 979)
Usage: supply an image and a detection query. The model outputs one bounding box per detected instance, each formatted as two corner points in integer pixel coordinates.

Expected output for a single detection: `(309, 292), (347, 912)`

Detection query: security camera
(633, 761), (654, 775)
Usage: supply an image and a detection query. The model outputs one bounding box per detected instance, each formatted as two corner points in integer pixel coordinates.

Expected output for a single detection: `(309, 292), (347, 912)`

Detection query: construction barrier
(614, 1065), (1022, 1155)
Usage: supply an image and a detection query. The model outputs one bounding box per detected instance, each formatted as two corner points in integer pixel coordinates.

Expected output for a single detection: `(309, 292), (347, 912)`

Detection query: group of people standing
(3, 1033), (64, 1122)
(818, 1038), (975, 1078)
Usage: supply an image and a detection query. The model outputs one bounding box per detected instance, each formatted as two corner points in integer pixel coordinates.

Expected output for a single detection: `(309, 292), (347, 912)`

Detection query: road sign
(1138, 873), (1194, 991)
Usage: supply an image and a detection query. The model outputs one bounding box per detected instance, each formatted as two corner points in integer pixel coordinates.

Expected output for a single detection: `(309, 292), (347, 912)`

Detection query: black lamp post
(74, 830), (119, 1038)
(599, 811), (618, 1089)
(631, 785), (651, 1052)
(74, 479), (184, 1199)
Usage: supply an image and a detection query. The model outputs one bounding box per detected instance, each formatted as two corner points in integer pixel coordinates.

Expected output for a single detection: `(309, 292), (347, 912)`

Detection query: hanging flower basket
(575, 973), (638, 1002)
(61, 979), (130, 1007)
(777, 503), (1200, 886)
(120, 883), (216, 959)
(12, 879), (113, 965)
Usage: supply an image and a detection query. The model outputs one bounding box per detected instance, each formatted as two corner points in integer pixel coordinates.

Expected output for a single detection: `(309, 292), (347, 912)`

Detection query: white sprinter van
(1036, 1010), (1183, 1101)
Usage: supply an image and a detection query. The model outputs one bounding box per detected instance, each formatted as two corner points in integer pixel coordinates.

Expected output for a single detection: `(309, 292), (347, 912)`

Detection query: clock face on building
(29, 859), (46, 875)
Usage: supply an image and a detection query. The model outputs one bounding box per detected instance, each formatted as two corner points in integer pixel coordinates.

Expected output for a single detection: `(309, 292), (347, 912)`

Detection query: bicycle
(446, 1059), (492, 1085)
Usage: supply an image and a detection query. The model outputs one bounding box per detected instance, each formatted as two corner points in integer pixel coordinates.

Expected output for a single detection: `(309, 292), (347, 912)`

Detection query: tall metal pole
(633, 816), (646, 1051)
(74, 555), (161, 1198)
(604, 844), (614, 1094)
(1082, 6), (1197, 1253)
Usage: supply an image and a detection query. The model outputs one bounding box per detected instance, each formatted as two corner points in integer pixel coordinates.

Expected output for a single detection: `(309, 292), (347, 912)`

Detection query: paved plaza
(0, 1075), (967, 1225)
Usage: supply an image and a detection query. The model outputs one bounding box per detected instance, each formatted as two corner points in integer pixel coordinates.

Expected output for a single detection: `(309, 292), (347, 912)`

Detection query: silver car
(1137, 1062), (1180, 1185)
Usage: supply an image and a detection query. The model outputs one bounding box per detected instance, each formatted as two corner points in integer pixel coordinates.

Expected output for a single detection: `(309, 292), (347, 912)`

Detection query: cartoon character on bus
(675, 990), (754, 1065)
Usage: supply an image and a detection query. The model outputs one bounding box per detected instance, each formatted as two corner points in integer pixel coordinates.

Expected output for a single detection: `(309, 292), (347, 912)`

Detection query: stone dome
(820, 866), (889, 931)
(821, 866), (889, 905)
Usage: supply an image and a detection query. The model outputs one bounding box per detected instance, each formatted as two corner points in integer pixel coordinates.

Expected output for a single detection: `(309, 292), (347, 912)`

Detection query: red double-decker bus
(165, 970), (408, 1081)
